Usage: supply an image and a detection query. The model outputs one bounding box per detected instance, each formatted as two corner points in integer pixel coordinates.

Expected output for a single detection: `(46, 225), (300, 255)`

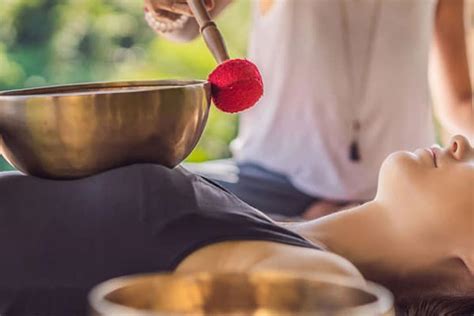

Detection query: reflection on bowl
(89, 272), (394, 316)
(0, 80), (211, 179)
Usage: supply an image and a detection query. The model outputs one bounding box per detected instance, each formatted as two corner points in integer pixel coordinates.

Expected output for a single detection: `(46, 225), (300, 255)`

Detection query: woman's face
(376, 134), (473, 269)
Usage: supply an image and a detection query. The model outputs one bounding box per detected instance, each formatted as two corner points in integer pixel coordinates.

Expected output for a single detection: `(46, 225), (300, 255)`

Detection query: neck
(293, 201), (450, 286)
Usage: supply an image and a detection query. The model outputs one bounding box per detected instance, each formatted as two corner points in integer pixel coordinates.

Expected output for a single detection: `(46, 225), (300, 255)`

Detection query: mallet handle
(187, 0), (230, 64)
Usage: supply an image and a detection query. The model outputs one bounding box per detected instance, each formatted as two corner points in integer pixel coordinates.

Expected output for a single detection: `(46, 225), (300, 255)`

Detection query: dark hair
(395, 295), (474, 316)
(381, 256), (474, 315)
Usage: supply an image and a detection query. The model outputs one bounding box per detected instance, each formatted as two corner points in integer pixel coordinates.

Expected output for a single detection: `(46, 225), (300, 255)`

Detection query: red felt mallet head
(186, 0), (264, 113)
(208, 59), (264, 113)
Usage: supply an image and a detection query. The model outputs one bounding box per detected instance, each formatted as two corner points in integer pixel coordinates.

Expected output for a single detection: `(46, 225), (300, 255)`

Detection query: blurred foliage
(0, 0), (251, 170)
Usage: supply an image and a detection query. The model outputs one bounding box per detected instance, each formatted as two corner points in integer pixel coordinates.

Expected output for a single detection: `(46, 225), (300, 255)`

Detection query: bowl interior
(90, 272), (393, 315)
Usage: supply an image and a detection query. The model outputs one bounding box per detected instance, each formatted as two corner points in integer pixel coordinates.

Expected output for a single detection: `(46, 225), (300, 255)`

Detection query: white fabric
(231, 0), (438, 200)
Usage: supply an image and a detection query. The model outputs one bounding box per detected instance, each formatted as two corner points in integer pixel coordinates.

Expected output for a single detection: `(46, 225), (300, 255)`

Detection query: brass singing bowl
(0, 80), (211, 179)
(89, 272), (395, 316)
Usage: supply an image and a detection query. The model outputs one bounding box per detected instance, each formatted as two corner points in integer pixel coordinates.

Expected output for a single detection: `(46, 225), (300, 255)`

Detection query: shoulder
(177, 240), (363, 282)
(248, 242), (364, 280)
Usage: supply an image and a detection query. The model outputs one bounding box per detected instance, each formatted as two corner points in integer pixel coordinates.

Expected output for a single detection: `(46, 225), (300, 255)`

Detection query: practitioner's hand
(145, 0), (214, 21)
(144, 0), (231, 39)
(144, 0), (214, 34)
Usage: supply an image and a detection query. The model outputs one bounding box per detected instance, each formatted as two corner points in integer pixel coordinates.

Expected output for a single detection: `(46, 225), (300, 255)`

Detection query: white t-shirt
(231, 0), (437, 200)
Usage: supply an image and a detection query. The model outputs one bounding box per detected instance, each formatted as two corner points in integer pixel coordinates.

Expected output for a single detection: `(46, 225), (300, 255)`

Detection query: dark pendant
(350, 140), (361, 162)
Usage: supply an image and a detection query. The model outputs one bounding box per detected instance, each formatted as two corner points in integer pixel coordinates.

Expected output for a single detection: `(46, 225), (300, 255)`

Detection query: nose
(448, 135), (471, 161)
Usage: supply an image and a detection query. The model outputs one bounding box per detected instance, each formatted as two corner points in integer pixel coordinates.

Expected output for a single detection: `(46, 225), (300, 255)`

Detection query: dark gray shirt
(0, 164), (320, 315)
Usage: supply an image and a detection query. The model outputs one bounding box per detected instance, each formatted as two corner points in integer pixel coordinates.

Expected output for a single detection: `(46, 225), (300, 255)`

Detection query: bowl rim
(0, 79), (209, 99)
(89, 271), (394, 316)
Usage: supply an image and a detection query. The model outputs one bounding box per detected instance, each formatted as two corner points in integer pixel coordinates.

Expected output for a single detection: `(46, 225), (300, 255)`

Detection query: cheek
(424, 168), (472, 206)
(417, 172), (473, 245)
(404, 169), (471, 229)
(435, 174), (474, 215)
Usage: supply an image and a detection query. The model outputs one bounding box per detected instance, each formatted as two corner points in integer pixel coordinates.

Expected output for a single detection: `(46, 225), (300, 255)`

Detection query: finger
(148, 0), (214, 16)
(145, 7), (177, 26)
(145, 0), (186, 24)
(203, 0), (215, 10)
(171, 0), (215, 11)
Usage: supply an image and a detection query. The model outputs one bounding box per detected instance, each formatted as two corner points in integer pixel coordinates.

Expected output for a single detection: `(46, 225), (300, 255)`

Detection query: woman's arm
(430, 0), (473, 138)
(149, 0), (233, 42)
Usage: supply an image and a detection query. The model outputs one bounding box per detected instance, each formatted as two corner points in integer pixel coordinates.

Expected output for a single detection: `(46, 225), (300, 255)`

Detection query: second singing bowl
(89, 272), (395, 316)
(0, 80), (211, 179)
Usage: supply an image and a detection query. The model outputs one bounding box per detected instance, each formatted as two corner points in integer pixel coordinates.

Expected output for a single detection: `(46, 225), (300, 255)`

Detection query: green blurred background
(1, 1), (473, 171)
(0, 0), (252, 171)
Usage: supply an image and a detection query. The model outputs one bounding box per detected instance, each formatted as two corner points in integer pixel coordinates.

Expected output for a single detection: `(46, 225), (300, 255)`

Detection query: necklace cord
(339, 0), (382, 161)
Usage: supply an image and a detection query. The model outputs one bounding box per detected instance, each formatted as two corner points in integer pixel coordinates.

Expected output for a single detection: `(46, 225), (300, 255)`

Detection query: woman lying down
(0, 135), (472, 315)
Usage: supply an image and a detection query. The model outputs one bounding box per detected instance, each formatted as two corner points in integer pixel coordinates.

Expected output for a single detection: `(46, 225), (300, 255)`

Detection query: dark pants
(185, 160), (319, 218)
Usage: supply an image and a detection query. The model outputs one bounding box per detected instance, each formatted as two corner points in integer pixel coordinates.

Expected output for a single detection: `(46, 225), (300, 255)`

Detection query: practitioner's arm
(430, 0), (473, 138)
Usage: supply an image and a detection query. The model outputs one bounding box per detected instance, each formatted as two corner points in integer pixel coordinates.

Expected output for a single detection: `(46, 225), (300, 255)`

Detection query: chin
(384, 150), (418, 168)
(375, 151), (420, 202)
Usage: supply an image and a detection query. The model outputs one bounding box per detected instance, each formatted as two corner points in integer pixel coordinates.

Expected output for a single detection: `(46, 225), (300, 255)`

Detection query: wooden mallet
(187, 0), (264, 113)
